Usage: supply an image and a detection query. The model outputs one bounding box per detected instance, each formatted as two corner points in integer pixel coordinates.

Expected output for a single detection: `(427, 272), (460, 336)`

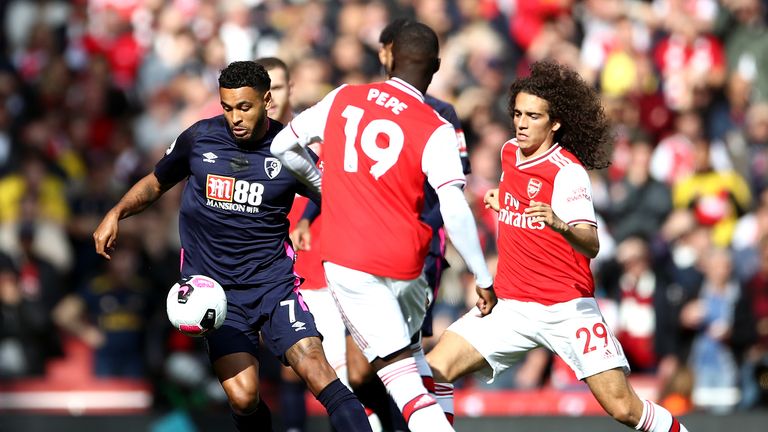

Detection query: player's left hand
(290, 219), (312, 251)
(525, 200), (569, 234)
(476, 285), (497, 316)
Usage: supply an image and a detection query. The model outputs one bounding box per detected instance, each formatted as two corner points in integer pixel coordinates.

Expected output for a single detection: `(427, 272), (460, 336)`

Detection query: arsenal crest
(265, 157), (282, 179)
(527, 178), (542, 199)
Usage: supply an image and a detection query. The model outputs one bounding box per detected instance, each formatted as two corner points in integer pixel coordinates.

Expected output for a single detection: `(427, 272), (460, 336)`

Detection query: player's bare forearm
(110, 173), (170, 220)
(526, 200), (599, 258)
(559, 224), (599, 259)
(94, 173), (171, 259)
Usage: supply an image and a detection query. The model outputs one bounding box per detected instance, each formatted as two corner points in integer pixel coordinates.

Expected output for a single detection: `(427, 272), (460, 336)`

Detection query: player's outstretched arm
(436, 184), (497, 315)
(93, 172), (171, 260)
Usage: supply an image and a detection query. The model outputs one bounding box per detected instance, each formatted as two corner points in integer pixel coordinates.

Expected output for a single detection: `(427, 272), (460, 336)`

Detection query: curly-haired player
(427, 61), (690, 432)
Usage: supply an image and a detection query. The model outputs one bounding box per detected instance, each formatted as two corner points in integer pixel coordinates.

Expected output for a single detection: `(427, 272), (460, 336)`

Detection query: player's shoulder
(550, 145), (584, 169)
(424, 94), (461, 128)
(184, 114), (228, 139)
(424, 94), (453, 115)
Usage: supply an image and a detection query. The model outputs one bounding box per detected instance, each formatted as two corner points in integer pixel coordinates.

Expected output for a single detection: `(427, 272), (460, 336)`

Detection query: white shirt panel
(551, 163), (597, 226)
(422, 124), (466, 191)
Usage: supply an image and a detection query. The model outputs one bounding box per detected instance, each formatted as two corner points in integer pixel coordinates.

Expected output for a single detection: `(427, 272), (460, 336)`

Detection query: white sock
(377, 357), (453, 432)
(635, 400), (689, 432)
(434, 382), (455, 424)
(410, 342), (455, 424)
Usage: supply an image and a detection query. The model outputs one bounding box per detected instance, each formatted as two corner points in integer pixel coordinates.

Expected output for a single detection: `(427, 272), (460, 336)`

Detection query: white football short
(323, 261), (431, 362)
(447, 297), (630, 382)
(300, 288), (347, 379)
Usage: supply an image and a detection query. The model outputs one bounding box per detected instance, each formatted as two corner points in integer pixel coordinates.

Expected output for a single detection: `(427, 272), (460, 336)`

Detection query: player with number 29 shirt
(426, 60), (690, 432)
(272, 23), (493, 432)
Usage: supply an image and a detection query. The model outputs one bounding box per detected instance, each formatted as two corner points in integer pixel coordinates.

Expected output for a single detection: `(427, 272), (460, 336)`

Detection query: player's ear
(551, 119), (561, 132)
(264, 90), (272, 107)
(433, 58), (441, 74)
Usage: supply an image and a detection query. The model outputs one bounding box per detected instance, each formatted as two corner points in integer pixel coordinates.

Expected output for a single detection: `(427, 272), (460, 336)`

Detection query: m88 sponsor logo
(206, 174), (264, 213)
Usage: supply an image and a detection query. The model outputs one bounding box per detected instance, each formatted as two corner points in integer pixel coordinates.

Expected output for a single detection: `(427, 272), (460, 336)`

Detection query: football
(166, 275), (227, 337)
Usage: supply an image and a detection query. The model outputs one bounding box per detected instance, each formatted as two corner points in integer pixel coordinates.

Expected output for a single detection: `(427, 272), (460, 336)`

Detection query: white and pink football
(166, 275), (227, 337)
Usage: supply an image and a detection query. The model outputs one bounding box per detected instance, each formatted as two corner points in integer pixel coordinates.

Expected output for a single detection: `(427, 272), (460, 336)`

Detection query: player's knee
(604, 397), (634, 425)
(347, 361), (374, 389)
(426, 351), (454, 383)
(227, 385), (261, 415)
(603, 394), (640, 426)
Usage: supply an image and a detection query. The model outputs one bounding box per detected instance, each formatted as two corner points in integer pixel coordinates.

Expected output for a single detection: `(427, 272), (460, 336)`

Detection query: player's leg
(207, 321), (273, 431)
(425, 330), (488, 422)
(540, 298), (689, 431)
(346, 333), (398, 431)
(325, 262), (453, 432)
(262, 287), (372, 431)
(427, 300), (538, 421)
(584, 368), (688, 431)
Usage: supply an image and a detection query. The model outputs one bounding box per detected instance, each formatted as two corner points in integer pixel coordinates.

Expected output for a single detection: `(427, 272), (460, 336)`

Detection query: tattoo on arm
(114, 174), (173, 219)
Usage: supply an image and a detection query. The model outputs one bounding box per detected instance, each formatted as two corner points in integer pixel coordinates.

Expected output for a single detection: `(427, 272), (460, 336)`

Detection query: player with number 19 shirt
(272, 22), (492, 432)
(288, 78), (464, 280)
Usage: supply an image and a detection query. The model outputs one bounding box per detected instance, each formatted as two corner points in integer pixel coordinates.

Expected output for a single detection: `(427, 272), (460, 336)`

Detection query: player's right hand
(290, 219), (312, 251)
(483, 188), (500, 212)
(475, 285), (497, 316)
(93, 212), (119, 260)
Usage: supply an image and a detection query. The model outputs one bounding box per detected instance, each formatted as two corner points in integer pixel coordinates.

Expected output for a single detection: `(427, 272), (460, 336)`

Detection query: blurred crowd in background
(1, 0), (768, 420)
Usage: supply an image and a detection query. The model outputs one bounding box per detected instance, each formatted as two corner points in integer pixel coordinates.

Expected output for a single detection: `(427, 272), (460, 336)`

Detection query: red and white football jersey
(286, 78), (466, 279)
(288, 196), (326, 290)
(494, 139), (596, 305)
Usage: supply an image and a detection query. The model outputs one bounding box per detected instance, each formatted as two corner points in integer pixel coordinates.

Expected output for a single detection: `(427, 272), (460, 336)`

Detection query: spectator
(53, 237), (153, 378)
(682, 247), (742, 412)
(672, 137), (752, 247)
(0, 247), (58, 378)
(607, 138), (672, 243)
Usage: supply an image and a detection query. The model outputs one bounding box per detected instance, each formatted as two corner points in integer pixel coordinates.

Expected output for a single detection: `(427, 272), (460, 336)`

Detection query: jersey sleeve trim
(288, 122), (299, 138)
(436, 178), (466, 189)
(567, 218), (598, 226)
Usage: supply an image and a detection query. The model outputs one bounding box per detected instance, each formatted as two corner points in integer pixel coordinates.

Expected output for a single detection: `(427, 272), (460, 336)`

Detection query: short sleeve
(551, 163), (597, 226)
(154, 127), (194, 185)
(422, 124), (466, 191)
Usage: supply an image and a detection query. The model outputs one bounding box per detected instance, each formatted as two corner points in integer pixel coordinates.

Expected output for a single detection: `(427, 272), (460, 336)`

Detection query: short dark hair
(255, 57), (290, 82)
(391, 22), (439, 64)
(379, 17), (414, 45)
(218, 61), (271, 93)
(508, 60), (612, 170)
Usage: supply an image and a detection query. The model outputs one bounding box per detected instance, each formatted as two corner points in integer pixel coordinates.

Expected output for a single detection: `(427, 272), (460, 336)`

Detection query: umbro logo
(203, 152), (217, 163)
(292, 321), (306, 332)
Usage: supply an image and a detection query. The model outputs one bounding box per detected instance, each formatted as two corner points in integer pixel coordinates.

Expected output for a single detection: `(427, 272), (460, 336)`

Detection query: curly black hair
(508, 60), (612, 170)
(218, 61), (271, 93)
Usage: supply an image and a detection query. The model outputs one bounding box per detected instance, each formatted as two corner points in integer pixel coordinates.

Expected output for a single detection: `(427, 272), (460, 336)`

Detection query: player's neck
(518, 142), (554, 161)
(391, 72), (429, 95)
